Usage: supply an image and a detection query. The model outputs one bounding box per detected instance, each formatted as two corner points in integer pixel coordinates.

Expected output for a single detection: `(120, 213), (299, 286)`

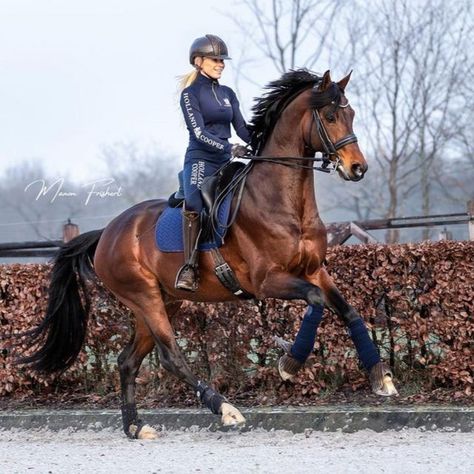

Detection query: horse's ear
(337, 70), (353, 92)
(318, 70), (332, 91)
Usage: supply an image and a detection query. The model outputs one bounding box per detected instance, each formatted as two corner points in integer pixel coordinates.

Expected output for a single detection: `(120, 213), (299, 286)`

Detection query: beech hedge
(0, 241), (472, 405)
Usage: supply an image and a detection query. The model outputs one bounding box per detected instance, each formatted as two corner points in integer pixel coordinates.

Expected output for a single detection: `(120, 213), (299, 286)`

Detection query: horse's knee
(307, 286), (324, 306)
(336, 304), (360, 325)
(324, 287), (359, 324)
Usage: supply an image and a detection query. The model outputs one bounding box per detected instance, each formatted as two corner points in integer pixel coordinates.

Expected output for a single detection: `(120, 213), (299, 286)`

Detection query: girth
(200, 161), (254, 299)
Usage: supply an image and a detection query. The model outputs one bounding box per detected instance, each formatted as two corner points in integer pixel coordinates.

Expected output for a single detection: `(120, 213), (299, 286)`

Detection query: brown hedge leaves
(0, 241), (472, 406)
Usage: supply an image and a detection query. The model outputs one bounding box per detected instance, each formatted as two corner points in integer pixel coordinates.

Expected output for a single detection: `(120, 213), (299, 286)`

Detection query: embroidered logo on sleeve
(183, 93), (198, 129)
(183, 92), (224, 150)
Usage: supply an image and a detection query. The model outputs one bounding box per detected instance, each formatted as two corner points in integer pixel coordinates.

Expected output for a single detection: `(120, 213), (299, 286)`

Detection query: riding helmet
(189, 34), (231, 65)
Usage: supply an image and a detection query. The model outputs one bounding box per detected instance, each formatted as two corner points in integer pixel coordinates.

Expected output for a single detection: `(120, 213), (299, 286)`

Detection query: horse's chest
(288, 226), (326, 276)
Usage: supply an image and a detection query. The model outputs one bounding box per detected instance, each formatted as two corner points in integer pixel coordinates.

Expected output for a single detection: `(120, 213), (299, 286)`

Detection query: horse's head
(250, 69), (368, 181)
(305, 70), (368, 181)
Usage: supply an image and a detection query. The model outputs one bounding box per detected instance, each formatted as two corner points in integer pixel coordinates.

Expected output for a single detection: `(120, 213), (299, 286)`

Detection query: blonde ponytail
(178, 69), (199, 91)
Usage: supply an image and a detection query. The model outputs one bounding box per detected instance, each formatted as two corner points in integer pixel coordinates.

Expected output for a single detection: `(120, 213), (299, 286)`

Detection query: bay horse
(21, 69), (397, 439)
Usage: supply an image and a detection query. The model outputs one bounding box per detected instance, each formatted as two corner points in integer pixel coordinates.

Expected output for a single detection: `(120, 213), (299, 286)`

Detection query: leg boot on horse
(175, 210), (201, 292)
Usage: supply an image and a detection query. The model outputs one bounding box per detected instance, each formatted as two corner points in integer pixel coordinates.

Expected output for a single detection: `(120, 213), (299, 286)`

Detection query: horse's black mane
(248, 68), (342, 154)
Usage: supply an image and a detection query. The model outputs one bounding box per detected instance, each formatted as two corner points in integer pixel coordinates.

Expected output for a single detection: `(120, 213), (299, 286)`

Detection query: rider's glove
(231, 144), (252, 159)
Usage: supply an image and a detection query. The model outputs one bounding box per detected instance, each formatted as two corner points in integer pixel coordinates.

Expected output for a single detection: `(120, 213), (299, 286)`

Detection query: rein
(242, 154), (338, 173)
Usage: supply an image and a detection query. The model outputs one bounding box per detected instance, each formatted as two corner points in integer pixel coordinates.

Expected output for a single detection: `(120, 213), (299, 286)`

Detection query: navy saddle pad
(155, 194), (232, 252)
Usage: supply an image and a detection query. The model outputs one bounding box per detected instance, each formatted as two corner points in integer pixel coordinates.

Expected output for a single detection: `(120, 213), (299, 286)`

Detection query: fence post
(438, 227), (453, 241)
(468, 201), (474, 241)
(63, 219), (80, 243)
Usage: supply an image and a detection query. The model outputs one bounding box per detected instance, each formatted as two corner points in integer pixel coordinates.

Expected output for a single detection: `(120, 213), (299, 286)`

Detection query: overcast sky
(0, 0), (266, 182)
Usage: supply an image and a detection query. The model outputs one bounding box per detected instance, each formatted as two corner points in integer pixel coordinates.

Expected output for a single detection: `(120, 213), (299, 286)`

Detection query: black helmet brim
(206, 55), (232, 60)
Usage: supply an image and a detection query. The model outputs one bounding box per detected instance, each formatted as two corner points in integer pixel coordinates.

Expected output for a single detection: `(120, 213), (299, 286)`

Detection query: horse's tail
(17, 229), (104, 373)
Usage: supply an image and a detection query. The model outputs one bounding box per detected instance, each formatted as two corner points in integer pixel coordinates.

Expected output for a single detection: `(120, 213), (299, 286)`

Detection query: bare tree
(434, 129), (474, 207)
(347, 1), (425, 241)
(99, 141), (180, 205)
(226, 0), (474, 242)
(228, 0), (347, 75)
(343, 0), (473, 241)
(0, 157), (162, 244)
(408, 0), (473, 238)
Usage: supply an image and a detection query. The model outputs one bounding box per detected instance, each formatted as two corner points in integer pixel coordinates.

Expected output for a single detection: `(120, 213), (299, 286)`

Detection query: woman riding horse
(175, 34), (251, 292)
(20, 66), (397, 440)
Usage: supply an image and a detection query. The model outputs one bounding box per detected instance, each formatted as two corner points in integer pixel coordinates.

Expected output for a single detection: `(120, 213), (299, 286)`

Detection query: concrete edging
(1, 406), (472, 433)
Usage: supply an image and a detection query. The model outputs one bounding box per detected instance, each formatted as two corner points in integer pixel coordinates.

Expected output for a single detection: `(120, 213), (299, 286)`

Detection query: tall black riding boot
(175, 211), (201, 291)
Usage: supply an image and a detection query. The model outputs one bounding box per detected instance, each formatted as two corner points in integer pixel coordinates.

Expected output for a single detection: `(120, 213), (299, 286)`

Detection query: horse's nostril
(352, 163), (364, 178)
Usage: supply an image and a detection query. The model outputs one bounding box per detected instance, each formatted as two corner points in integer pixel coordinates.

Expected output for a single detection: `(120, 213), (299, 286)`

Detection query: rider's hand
(231, 144), (252, 158)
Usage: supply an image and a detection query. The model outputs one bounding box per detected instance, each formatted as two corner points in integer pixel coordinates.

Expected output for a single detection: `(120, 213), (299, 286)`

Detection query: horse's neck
(247, 141), (320, 220)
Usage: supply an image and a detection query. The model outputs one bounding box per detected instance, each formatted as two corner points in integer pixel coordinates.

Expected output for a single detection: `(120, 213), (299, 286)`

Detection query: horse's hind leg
(151, 337), (245, 428)
(118, 301), (182, 439)
(120, 286), (245, 429)
(147, 299), (246, 427)
(118, 317), (156, 439)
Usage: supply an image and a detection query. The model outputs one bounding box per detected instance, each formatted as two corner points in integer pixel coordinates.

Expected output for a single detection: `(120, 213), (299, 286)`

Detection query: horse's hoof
(278, 356), (294, 381)
(370, 362), (399, 397)
(129, 424), (160, 440)
(376, 375), (399, 397)
(278, 354), (303, 382)
(220, 402), (246, 427)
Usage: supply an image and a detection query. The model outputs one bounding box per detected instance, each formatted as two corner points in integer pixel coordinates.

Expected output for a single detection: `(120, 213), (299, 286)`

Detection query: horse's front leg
(262, 271), (398, 396)
(260, 273), (326, 381)
(274, 303), (325, 381)
(312, 267), (398, 396)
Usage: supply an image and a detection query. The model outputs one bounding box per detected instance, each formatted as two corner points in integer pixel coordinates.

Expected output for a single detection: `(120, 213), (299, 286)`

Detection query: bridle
(245, 83), (358, 174)
(305, 104), (358, 173)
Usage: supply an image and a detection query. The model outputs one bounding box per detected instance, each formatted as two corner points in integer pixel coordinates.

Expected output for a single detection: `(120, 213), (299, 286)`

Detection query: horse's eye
(325, 113), (336, 123)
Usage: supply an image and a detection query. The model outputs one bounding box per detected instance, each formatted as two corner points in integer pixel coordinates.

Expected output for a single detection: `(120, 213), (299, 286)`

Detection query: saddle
(168, 161), (246, 212)
(167, 161), (247, 244)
